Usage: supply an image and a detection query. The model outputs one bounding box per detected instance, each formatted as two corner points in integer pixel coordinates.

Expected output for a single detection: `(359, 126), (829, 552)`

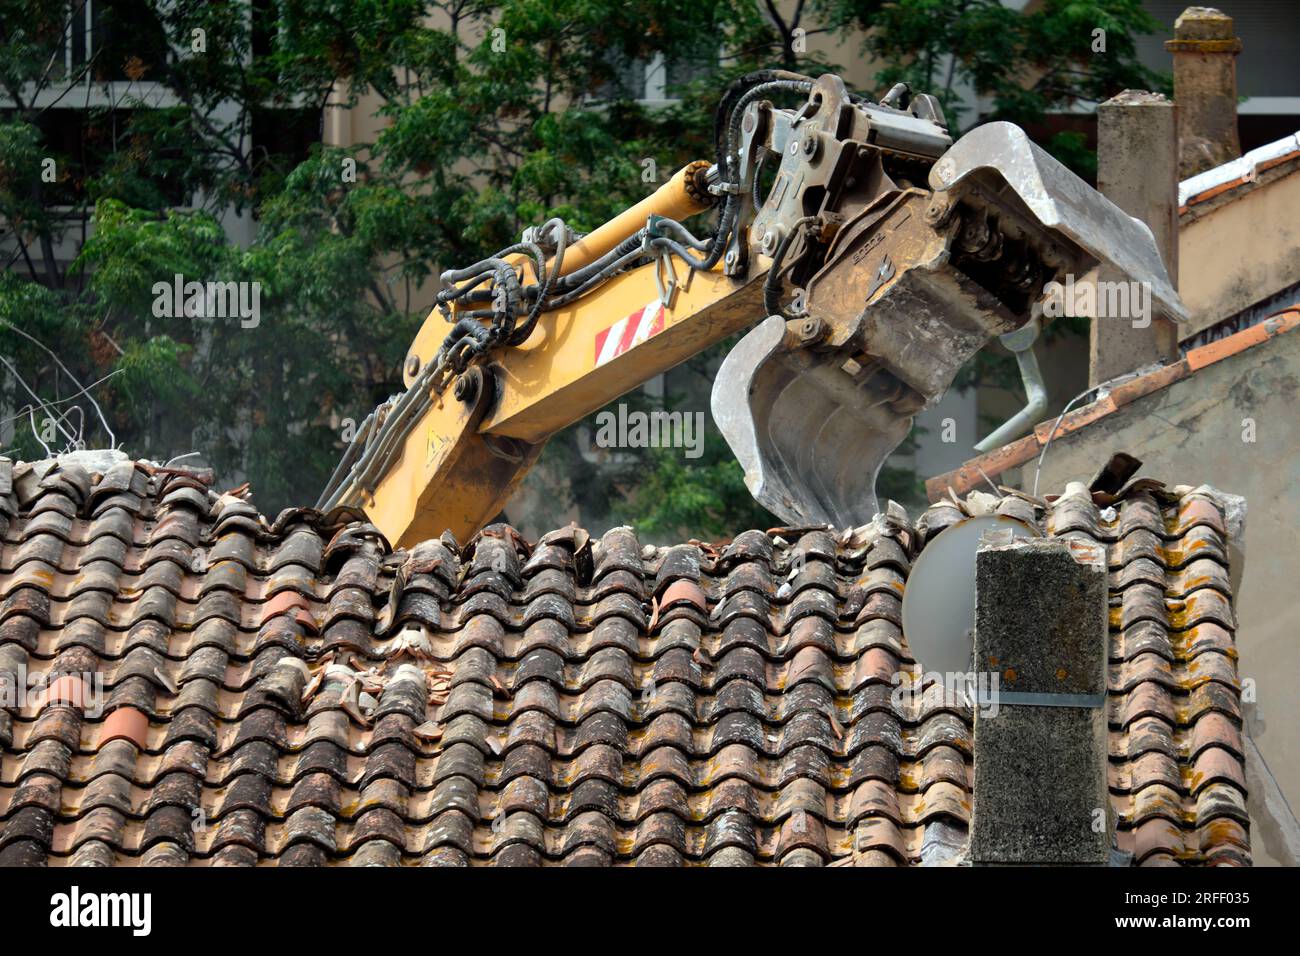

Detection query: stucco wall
(1179, 164), (1300, 336)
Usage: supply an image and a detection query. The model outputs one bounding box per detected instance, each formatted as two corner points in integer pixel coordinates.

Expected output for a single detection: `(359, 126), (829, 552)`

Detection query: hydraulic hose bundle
(427, 70), (816, 386)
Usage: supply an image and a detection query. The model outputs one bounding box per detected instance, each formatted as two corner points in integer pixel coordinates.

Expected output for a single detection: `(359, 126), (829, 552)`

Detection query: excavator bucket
(714, 119), (1187, 528)
(713, 314), (913, 527)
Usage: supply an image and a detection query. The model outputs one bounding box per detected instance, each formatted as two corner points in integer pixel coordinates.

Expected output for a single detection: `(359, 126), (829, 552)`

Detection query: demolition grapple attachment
(713, 75), (1187, 526)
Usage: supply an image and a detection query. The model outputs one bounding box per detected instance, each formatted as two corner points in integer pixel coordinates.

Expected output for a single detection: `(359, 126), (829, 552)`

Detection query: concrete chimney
(1166, 6), (1243, 179)
(1091, 91), (1181, 386)
(970, 532), (1111, 865)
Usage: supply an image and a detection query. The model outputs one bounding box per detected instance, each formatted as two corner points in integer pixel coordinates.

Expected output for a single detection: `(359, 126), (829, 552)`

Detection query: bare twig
(0, 320), (117, 447)
(0, 368), (122, 428)
(1, 357), (78, 448)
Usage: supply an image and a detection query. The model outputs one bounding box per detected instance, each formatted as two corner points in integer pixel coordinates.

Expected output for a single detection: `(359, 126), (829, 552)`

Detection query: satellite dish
(901, 513), (1040, 674)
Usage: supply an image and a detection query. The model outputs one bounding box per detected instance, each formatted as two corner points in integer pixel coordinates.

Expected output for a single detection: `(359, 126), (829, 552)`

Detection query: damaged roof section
(0, 458), (1248, 865)
(929, 308), (1300, 501)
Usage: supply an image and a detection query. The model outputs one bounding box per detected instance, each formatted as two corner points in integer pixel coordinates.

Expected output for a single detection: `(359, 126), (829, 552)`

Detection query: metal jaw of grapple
(712, 77), (1188, 528)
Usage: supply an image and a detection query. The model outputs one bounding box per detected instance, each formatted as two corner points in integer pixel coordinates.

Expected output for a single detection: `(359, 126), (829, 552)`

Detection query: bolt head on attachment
(453, 373), (477, 403)
(793, 316), (824, 344)
(404, 354), (421, 377)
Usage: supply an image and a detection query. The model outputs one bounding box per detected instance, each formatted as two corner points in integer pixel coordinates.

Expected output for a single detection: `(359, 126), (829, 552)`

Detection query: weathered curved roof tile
(0, 459), (1249, 865)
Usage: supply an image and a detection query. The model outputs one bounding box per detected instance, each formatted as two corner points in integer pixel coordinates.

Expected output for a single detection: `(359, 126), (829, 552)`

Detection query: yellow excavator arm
(325, 165), (767, 548)
(318, 71), (1187, 547)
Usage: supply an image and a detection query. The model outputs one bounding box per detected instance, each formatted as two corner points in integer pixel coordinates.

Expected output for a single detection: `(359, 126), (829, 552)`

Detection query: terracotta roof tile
(0, 458), (1248, 865)
(98, 705), (149, 749)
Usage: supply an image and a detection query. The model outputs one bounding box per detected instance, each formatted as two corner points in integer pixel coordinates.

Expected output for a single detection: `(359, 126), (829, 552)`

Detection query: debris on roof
(0, 458), (1248, 865)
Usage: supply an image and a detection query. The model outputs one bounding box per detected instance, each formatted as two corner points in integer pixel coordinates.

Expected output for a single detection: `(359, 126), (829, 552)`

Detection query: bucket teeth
(712, 316), (913, 528)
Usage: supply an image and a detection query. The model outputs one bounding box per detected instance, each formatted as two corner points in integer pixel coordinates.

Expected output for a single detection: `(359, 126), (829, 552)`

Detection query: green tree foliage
(1, 0), (1162, 534)
(814, 0), (1168, 171)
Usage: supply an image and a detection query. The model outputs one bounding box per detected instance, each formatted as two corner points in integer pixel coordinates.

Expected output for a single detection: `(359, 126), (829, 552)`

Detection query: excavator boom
(319, 71), (1186, 547)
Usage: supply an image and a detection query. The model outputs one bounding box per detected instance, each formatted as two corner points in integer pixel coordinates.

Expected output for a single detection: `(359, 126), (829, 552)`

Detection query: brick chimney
(1166, 6), (1243, 179)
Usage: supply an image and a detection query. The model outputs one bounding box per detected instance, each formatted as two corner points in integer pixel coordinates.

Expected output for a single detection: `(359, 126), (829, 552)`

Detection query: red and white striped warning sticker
(594, 299), (665, 367)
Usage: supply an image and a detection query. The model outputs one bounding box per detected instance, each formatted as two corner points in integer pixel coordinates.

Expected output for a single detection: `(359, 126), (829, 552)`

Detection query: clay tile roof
(0, 457), (1249, 866)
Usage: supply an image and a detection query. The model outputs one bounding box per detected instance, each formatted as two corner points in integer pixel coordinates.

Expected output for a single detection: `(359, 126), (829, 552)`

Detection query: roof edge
(1179, 131), (1300, 212)
(925, 308), (1300, 501)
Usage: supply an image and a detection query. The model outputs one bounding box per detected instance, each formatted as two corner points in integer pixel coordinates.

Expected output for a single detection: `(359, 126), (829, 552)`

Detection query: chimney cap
(1166, 7), (1242, 53)
(1101, 89), (1171, 108)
